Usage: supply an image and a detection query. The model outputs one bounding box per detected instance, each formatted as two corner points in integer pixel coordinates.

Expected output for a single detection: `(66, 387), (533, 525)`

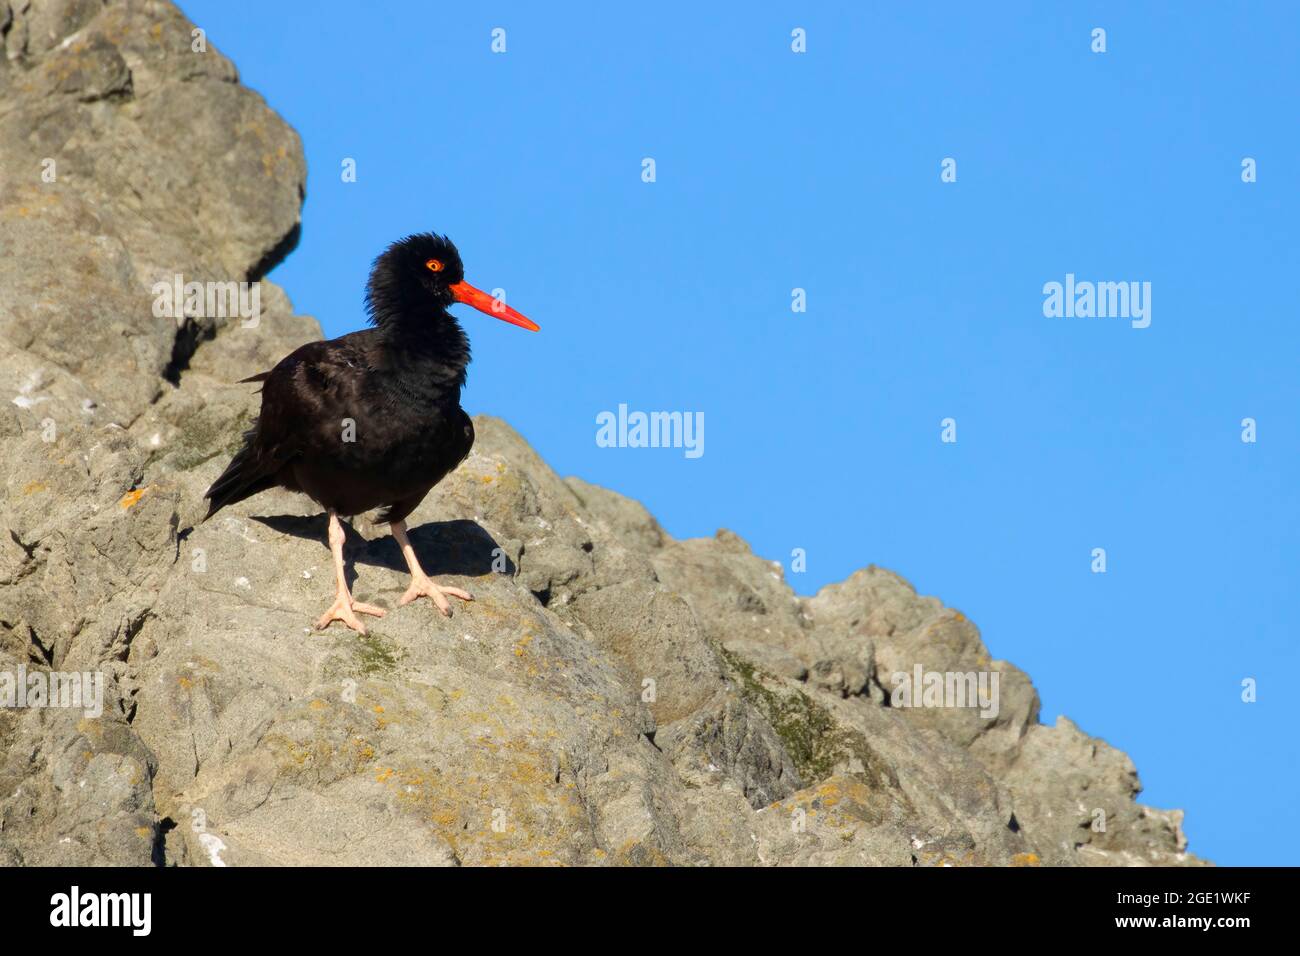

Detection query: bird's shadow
(251, 514), (514, 590)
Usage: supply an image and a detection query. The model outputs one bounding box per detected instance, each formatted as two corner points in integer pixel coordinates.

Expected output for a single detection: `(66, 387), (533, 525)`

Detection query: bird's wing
(259, 334), (378, 456)
(204, 334), (377, 518)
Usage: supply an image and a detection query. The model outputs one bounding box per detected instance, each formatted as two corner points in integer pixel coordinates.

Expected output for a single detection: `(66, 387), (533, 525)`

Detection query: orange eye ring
(425, 258), (445, 273)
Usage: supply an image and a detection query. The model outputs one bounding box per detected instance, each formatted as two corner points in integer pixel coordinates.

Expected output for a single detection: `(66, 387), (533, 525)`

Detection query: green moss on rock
(719, 645), (883, 787)
(353, 631), (404, 677)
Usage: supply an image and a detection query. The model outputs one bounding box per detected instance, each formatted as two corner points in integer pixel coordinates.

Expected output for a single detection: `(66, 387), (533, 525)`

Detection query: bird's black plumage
(204, 232), (537, 633)
(204, 233), (485, 525)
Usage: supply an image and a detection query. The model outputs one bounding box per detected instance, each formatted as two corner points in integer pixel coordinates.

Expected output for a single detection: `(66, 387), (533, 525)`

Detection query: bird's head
(365, 233), (539, 333)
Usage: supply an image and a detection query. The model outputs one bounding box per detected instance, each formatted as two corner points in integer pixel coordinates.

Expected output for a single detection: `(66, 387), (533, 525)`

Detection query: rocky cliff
(0, 0), (1204, 866)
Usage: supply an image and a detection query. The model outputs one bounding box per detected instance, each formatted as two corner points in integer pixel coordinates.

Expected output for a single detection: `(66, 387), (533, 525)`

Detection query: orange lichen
(118, 487), (149, 510)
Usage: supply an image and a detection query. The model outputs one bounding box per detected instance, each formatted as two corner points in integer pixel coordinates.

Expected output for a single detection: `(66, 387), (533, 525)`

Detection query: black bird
(203, 233), (539, 633)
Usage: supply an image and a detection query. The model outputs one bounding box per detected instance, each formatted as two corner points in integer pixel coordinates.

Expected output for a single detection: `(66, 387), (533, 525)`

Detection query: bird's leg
(316, 510), (387, 634)
(390, 519), (473, 617)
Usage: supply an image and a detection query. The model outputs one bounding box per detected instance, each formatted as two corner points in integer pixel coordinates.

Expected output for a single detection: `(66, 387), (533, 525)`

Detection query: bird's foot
(398, 575), (473, 617)
(315, 592), (387, 634)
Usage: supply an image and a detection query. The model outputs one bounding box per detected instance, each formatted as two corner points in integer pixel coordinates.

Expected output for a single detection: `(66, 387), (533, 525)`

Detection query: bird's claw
(316, 593), (387, 634)
(398, 576), (473, 617)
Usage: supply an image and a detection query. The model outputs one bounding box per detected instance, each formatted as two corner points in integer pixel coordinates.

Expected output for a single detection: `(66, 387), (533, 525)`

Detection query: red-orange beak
(449, 281), (539, 332)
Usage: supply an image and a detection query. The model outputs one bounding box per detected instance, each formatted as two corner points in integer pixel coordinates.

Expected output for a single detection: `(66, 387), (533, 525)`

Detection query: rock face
(0, 0), (1205, 867)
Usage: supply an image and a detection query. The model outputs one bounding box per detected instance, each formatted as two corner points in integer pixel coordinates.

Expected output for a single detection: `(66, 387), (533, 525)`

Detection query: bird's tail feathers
(202, 429), (277, 522)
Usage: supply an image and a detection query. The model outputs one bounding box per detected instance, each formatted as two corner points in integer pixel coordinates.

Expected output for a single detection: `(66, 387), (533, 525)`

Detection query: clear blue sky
(179, 1), (1298, 865)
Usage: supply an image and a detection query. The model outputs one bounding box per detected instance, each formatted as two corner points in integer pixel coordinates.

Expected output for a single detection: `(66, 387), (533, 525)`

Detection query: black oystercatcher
(203, 233), (538, 633)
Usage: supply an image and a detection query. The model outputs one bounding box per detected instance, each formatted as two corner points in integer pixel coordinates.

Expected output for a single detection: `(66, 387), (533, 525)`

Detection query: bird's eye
(425, 258), (445, 273)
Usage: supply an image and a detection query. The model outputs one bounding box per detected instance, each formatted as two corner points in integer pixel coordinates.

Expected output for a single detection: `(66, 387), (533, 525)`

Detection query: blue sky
(179, 1), (1298, 865)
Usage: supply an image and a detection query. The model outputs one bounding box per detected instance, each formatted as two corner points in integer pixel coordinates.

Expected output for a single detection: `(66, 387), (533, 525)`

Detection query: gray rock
(0, 0), (303, 427)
